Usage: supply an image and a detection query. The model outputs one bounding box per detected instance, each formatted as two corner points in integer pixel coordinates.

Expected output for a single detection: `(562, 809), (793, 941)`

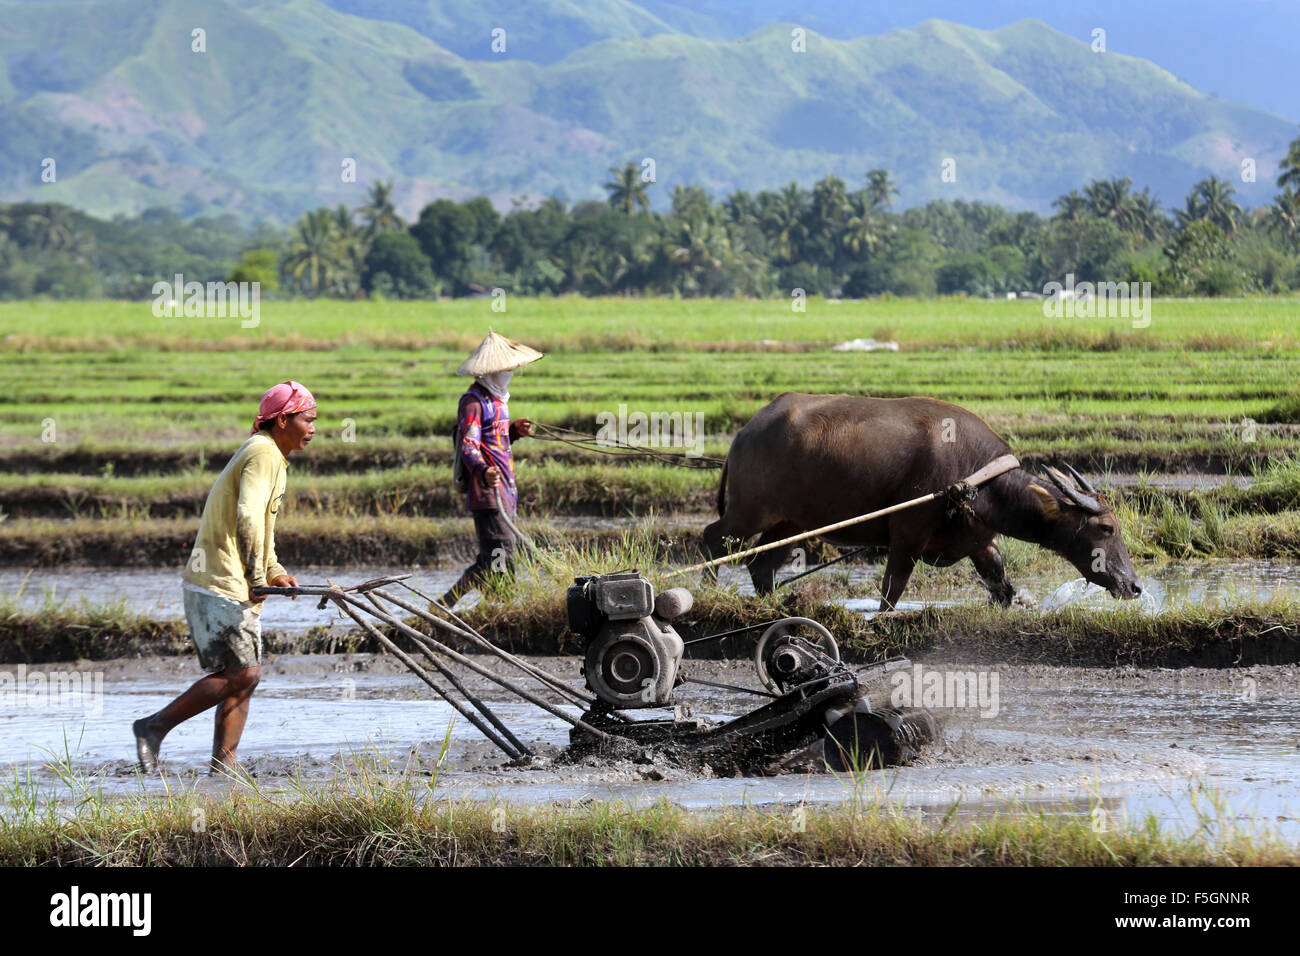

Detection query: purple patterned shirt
(457, 383), (521, 513)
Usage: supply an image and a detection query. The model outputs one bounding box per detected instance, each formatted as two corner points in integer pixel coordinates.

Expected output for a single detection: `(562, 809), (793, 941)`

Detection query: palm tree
(760, 182), (808, 264)
(604, 162), (650, 215)
(1198, 177), (1242, 235)
(282, 208), (342, 296)
(331, 203), (360, 239)
(587, 247), (633, 294)
(328, 204), (366, 298)
(358, 180), (404, 236)
(559, 240), (595, 292)
(810, 174), (848, 231)
(1277, 130), (1300, 190)
(840, 192), (885, 256)
(1174, 191), (1206, 230)
(1129, 187), (1165, 243)
(670, 184), (715, 223)
(1271, 186), (1300, 250)
(1084, 177), (1139, 232)
(663, 219), (729, 294)
(1177, 177), (1242, 235)
(864, 168), (899, 210)
(723, 190), (759, 226)
(1052, 189), (1088, 221)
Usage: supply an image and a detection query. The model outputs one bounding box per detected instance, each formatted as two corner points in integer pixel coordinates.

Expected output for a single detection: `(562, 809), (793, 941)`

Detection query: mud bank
(2, 443), (1289, 480)
(5, 594), (1300, 667)
(0, 516), (717, 568)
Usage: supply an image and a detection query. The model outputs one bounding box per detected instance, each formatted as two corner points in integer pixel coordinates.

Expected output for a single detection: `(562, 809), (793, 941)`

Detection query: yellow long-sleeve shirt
(183, 432), (288, 607)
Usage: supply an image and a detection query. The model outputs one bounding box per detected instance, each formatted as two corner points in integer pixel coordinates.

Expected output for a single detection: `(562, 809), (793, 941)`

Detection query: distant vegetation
(3, 135), (1300, 301)
(3, 8), (1294, 222)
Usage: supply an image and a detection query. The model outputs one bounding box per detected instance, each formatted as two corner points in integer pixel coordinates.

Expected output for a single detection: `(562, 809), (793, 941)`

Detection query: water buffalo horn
(1043, 465), (1104, 514)
(1063, 462), (1099, 495)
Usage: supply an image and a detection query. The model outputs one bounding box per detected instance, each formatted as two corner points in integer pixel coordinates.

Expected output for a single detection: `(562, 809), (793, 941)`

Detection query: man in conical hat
(442, 332), (543, 605)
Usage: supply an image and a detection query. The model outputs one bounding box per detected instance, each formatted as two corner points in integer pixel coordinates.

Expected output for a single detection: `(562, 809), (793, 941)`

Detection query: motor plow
(254, 571), (938, 774)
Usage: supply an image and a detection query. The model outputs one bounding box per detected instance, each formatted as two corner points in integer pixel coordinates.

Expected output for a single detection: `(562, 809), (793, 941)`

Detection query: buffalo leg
(879, 549), (916, 611)
(746, 524), (797, 594)
(701, 517), (743, 585)
(970, 543), (1015, 607)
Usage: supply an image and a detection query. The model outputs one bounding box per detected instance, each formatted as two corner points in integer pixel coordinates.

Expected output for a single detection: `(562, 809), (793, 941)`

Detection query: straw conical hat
(456, 331), (544, 376)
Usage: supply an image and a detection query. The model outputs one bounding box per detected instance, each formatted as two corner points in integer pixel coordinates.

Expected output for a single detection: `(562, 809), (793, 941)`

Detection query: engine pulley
(754, 617), (840, 693)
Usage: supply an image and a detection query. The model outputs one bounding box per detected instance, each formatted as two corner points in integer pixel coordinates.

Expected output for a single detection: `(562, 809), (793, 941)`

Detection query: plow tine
(334, 592), (614, 741)
(362, 591), (532, 758)
(374, 586), (597, 709)
(331, 597), (524, 761)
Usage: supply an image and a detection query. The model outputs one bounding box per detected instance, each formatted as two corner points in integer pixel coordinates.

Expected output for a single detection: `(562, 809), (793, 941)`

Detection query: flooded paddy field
(3, 647), (1297, 840)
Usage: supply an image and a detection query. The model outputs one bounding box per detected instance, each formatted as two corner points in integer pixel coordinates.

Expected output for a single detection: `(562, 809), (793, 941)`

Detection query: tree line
(2, 131), (1299, 301)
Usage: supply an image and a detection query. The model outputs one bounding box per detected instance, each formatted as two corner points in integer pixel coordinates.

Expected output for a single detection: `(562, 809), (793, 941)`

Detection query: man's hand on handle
(515, 418), (534, 438)
(252, 573), (299, 603)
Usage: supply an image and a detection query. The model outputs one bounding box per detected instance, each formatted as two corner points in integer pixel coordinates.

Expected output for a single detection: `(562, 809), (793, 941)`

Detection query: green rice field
(0, 297), (1296, 568)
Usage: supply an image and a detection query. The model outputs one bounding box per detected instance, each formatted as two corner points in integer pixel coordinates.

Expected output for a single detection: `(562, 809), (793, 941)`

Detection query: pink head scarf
(251, 381), (316, 435)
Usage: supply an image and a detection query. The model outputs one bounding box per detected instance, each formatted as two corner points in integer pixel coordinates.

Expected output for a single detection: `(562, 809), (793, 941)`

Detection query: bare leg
(211, 675), (260, 772)
(133, 664), (261, 772)
(969, 542), (1015, 607)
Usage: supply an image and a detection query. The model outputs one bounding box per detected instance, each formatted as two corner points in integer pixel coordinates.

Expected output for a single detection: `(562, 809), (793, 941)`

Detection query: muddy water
(0, 567), (469, 632)
(5, 559), (1298, 630)
(1, 654), (1296, 838)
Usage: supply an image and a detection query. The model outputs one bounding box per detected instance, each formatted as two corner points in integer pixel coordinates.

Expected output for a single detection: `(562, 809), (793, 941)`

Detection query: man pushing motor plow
(441, 331), (543, 607)
(132, 382), (317, 773)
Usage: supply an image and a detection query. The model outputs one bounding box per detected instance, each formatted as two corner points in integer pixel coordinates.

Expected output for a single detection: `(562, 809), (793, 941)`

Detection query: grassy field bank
(5, 484), (1300, 567)
(2, 762), (1292, 866)
(4, 452), (1300, 519)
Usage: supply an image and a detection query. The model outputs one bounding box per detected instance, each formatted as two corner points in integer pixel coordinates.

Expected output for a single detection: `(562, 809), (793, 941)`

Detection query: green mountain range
(1, 0), (1294, 221)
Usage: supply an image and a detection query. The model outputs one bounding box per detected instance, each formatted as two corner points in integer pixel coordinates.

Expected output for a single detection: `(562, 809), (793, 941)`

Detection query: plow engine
(563, 569), (938, 772)
(567, 571), (692, 708)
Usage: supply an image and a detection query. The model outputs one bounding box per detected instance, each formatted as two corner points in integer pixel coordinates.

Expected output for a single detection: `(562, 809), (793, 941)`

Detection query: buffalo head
(1028, 464), (1142, 599)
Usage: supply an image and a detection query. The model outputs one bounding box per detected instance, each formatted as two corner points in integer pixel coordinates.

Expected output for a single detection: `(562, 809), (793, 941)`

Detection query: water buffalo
(702, 392), (1141, 608)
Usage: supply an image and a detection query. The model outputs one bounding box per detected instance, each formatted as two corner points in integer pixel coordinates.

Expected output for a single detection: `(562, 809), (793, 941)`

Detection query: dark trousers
(443, 509), (517, 602)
